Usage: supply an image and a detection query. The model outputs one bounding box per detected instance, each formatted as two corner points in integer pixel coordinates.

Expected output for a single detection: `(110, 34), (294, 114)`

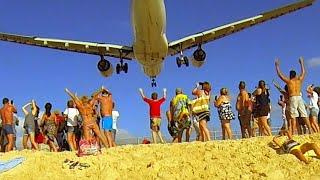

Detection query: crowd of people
(0, 87), (120, 153)
(140, 57), (320, 144)
(0, 57), (319, 156)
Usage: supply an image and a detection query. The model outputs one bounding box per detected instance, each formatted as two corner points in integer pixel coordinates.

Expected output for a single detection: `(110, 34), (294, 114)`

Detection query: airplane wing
(168, 0), (315, 56)
(0, 32), (134, 60)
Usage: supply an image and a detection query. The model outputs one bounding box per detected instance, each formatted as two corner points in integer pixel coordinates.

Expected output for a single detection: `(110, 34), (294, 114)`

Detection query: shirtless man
(65, 88), (109, 148)
(236, 81), (252, 138)
(275, 57), (312, 134)
(0, 98), (17, 152)
(96, 86), (116, 147)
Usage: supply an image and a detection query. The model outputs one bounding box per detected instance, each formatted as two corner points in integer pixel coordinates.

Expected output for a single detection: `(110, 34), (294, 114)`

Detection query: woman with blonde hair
(214, 88), (235, 140)
(191, 81), (211, 141)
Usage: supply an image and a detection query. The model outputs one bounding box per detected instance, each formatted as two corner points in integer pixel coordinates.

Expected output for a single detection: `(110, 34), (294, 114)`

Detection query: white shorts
(289, 96), (308, 118)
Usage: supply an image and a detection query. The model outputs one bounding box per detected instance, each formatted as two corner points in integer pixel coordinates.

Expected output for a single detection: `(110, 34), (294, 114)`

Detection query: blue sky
(0, 0), (319, 138)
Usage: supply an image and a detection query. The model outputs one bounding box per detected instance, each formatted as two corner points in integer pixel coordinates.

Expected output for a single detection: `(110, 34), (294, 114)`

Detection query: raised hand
(275, 58), (280, 66)
(299, 57), (304, 64)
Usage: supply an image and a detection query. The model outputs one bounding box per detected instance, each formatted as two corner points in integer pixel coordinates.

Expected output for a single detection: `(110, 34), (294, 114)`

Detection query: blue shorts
(3, 124), (14, 135)
(102, 116), (113, 131)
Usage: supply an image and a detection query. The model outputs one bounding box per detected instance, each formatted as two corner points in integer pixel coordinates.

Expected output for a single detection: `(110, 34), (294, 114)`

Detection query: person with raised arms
(22, 100), (39, 150)
(275, 57), (312, 134)
(65, 88), (109, 148)
(139, 88), (166, 144)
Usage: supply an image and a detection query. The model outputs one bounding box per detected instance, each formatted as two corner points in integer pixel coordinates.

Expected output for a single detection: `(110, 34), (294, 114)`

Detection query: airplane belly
(131, 0), (168, 77)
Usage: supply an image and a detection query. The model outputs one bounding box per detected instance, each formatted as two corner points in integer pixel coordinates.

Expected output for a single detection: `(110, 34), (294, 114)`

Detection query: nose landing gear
(151, 77), (157, 87)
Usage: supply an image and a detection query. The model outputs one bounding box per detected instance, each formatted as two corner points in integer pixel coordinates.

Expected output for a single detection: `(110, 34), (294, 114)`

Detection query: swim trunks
(3, 124), (14, 135)
(150, 117), (161, 129)
(102, 116), (113, 131)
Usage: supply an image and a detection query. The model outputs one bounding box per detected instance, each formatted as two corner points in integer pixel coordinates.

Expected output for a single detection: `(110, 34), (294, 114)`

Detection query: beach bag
(78, 138), (100, 157)
(190, 95), (210, 114)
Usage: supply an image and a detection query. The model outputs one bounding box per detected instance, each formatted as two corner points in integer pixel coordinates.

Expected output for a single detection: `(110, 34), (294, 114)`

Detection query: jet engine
(191, 47), (206, 68)
(97, 57), (113, 77)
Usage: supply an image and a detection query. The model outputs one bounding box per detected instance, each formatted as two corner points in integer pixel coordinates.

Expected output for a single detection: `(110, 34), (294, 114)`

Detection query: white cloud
(307, 57), (320, 68)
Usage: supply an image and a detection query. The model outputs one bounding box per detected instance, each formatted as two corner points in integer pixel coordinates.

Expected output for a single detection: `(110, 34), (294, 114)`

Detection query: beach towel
(190, 95), (210, 114)
(0, 157), (25, 173)
(171, 94), (190, 122)
(78, 138), (100, 157)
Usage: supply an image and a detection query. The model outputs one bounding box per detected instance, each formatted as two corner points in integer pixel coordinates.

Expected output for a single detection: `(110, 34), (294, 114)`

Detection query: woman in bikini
(273, 130), (320, 164)
(65, 88), (109, 148)
(40, 103), (58, 152)
(214, 88), (235, 140)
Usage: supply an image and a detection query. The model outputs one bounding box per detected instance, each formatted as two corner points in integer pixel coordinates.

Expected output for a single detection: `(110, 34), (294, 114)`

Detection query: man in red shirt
(139, 88), (166, 144)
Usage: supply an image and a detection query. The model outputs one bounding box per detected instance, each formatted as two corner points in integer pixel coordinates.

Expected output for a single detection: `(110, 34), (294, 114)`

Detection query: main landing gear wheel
(116, 64), (121, 74)
(176, 57), (182, 68)
(116, 60), (129, 74)
(123, 63), (128, 73)
(184, 56), (189, 67)
(176, 54), (189, 68)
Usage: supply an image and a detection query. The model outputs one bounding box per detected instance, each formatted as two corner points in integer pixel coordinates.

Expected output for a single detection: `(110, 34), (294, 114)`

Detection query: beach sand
(1, 134), (320, 180)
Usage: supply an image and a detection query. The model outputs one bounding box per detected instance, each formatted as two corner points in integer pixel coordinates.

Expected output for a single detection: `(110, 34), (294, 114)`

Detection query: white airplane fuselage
(131, 0), (168, 78)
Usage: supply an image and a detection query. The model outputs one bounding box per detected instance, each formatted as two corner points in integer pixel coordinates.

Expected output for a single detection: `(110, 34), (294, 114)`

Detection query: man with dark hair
(289, 70), (297, 79)
(236, 81), (252, 138)
(96, 86), (116, 148)
(139, 88), (166, 144)
(275, 57), (312, 134)
(0, 98), (17, 152)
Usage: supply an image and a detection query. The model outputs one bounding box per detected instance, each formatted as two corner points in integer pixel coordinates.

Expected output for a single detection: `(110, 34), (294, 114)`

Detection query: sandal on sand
(78, 163), (90, 170)
(63, 159), (75, 169)
(69, 161), (79, 169)
(62, 159), (90, 170)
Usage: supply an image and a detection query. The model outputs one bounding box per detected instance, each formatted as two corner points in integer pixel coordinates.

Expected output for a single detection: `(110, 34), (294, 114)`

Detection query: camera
(199, 82), (204, 86)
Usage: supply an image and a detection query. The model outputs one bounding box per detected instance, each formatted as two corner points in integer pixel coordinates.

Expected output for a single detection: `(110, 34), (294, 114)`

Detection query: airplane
(0, 0), (315, 87)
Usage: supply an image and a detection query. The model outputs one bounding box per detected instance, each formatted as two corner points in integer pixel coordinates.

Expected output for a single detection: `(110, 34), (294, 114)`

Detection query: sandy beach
(1, 134), (320, 180)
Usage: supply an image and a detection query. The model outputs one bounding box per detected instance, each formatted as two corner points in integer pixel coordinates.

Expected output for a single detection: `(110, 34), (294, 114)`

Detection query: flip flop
(62, 159), (74, 169)
(78, 163), (90, 170)
(69, 161), (79, 169)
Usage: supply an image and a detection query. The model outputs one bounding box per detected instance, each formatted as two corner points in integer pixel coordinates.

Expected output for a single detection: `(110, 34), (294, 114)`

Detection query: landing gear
(116, 59), (128, 74)
(151, 77), (157, 87)
(176, 51), (189, 68)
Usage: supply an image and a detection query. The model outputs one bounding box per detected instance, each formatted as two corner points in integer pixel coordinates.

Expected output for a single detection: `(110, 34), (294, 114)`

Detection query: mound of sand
(1, 134), (320, 179)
